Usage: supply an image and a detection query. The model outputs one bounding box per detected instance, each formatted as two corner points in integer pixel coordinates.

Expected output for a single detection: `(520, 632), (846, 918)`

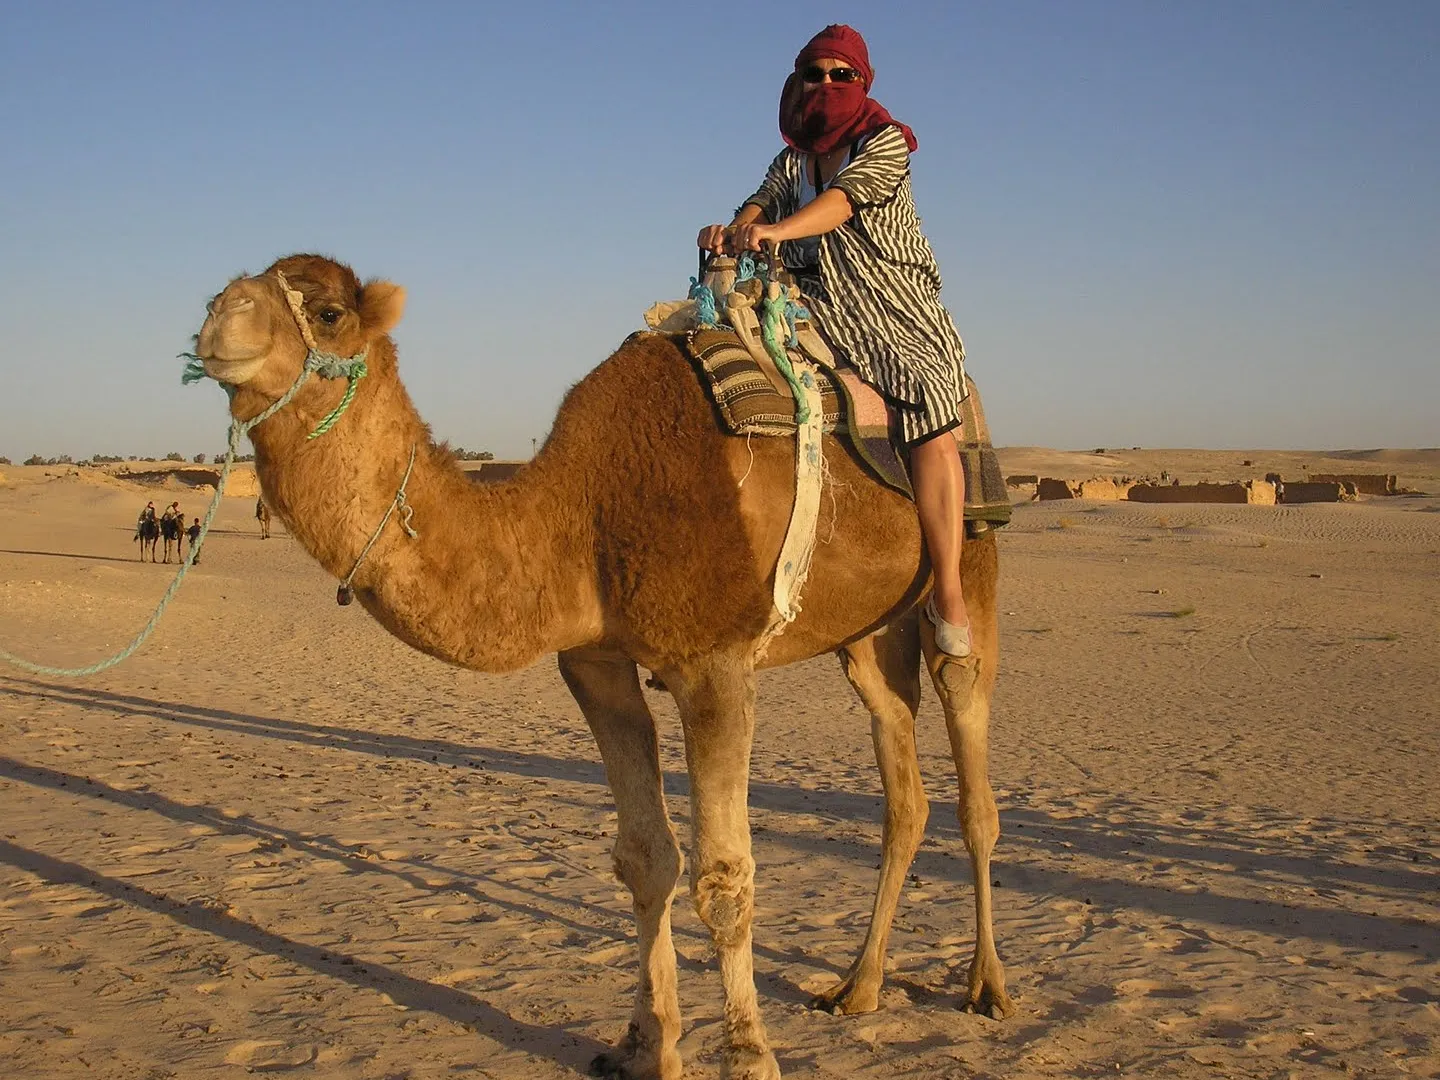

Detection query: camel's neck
(236, 360), (601, 672)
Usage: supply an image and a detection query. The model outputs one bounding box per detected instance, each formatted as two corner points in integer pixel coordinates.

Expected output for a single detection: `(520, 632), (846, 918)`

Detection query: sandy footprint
(223, 1039), (318, 1069)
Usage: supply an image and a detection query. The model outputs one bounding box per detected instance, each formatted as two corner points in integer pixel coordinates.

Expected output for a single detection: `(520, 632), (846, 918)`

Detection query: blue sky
(2, 1), (1436, 460)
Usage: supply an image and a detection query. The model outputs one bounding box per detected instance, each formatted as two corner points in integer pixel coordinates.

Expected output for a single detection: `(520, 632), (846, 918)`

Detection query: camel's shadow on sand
(2, 675), (1436, 1069)
(1, 547), (153, 565)
(0, 837), (610, 1071)
(0, 529), (283, 566)
(5, 677), (1435, 955)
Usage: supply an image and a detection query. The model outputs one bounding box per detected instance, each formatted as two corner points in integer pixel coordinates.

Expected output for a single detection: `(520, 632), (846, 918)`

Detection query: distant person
(255, 496), (272, 540)
(186, 517), (202, 563)
(136, 501), (157, 534)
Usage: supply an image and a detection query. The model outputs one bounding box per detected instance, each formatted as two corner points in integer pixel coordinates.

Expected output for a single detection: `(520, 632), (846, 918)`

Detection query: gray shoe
(925, 597), (973, 658)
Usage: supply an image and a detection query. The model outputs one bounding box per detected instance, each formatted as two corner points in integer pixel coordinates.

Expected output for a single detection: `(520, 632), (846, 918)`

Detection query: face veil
(778, 24), (917, 155)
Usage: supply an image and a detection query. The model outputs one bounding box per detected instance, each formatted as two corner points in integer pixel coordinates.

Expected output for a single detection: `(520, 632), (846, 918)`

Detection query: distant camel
(159, 509), (185, 563)
(134, 513), (159, 562)
(255, 497), (272, 539)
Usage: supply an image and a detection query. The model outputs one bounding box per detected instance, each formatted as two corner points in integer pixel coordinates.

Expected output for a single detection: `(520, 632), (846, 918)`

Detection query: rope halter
(179, 267), (419, 605)
(180, 269), (370, 441)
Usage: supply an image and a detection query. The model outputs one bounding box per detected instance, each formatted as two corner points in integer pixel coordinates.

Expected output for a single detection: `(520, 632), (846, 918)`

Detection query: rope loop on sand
(0, 426), (243, 677)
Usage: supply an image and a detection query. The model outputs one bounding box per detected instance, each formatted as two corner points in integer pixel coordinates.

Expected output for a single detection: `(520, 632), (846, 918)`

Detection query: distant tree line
(9, 452), (233, 466)
(7, 447), (484, 467)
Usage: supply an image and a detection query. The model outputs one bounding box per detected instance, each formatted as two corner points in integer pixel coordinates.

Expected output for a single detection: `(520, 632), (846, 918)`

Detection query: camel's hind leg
(667, 649), (779, 1080)
(812, 613), (927, 1015)
(921, 530), (1015, 1018)
(558, 649), (684, 1080)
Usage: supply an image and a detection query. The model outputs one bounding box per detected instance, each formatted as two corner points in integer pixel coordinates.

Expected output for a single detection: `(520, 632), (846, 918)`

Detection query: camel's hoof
(723, 1047), (781, 1080)
(589, 1053), (641, 1080)
(590, 1052), (674, 1080)
(809, 978), (880, 1016)
(963, 984), (1017, 1020)
(589, 1032), (680, 1080)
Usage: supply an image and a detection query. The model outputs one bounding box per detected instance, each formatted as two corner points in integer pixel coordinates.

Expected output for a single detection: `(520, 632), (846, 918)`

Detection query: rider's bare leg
(911, 432), (967, 630)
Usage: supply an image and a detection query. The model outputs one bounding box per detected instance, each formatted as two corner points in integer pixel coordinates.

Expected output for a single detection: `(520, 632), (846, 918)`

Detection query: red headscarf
(779, 24), (918, 155)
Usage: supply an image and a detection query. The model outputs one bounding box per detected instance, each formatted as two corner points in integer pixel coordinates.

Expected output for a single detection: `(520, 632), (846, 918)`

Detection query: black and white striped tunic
(742, 124), (968, 445)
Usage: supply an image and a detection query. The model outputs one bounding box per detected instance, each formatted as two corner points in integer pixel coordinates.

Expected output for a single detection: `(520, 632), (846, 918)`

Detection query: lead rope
(0, 271), (403, 677)
(0, 378), (309, 677)
(335, 443), (419, 606)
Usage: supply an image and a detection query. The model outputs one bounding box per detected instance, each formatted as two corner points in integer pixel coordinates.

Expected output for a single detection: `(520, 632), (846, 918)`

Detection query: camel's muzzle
(196, 279), (273, 384)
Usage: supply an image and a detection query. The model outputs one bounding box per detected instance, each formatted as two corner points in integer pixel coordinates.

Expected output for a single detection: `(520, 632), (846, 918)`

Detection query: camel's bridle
(0, 271), (415, 677)
(183, 269), (420, 607)
(181, 269), (370, 441)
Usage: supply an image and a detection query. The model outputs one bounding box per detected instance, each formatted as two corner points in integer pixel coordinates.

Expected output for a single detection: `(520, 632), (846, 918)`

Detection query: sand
(1, 450), (1437, 1079)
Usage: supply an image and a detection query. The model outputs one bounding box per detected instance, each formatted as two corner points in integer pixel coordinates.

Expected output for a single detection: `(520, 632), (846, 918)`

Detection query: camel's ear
(360, 281), (406, 334)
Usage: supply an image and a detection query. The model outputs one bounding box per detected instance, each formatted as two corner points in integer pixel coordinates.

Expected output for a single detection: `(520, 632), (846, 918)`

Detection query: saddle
(677, 328), (1011, 528)
(644, 254), (1010, 528)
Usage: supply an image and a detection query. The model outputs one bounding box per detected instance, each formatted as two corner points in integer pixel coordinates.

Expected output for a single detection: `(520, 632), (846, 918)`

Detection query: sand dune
(1, 451), (1436, 1079)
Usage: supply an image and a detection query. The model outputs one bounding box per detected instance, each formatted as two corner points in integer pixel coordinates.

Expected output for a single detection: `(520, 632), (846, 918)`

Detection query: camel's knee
(957, 796), (1000, 858)
(613, 831), (683, 909)
(889, 790), (930, 851)
(931, 652), (983, 702)
(691, 856), (755, 946)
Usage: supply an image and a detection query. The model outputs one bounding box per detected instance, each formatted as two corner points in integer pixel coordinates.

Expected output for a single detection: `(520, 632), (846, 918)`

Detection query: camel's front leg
(669, 652), (780, 1080)
(559, 650), (684, 1080)
(813, 616), (927, 1014)
(920, 549), (1015, 1018)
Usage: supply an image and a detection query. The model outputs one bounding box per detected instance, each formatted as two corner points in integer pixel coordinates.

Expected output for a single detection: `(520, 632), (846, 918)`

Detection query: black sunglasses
(800, 65), (862, 84)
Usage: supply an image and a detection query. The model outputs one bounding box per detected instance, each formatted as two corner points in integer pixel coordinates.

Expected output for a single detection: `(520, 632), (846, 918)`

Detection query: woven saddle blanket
(680, 327), (1011, 526)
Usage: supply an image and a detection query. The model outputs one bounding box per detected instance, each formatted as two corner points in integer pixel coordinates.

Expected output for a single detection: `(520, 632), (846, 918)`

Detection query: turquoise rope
(0, 346), (362, 678)
(1, 423), (246, 678)
(306, 358), (367, 439)
(688, 277), (717, 328)
(760, 291), (810, 425)
(783, 299), (810, 348)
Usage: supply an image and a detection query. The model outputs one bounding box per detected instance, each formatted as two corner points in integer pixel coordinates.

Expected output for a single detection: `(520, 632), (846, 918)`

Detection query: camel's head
(195, 254), (405, 397)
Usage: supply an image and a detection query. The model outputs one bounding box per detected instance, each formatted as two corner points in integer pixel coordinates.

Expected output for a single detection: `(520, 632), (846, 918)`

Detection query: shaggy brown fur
(196, 254), (1014, 1080)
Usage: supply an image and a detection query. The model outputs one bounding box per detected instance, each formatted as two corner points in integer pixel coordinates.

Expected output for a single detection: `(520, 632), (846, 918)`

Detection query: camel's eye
(318, 307), (343, 325)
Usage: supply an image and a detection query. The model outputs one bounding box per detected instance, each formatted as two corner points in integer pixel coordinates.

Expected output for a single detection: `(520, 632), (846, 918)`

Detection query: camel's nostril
(218, 295), (256, 316)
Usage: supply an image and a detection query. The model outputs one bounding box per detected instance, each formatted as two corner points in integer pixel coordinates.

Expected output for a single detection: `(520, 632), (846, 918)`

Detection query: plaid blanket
(681, 329), (1011, 527)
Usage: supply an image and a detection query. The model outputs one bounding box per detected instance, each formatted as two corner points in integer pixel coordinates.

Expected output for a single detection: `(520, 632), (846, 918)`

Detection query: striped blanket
(681, 328), (1011, 527)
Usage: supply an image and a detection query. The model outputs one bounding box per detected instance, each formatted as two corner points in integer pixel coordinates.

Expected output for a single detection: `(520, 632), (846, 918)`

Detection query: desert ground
(1, 448), (1437, 1079)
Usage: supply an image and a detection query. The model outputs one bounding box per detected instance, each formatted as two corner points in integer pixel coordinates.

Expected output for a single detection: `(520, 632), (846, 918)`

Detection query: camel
(256, 496), (272, 539)
(160, 508), (185, 563)
(195, 254), (1013, 1080)
(134, 511), (159, 562)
